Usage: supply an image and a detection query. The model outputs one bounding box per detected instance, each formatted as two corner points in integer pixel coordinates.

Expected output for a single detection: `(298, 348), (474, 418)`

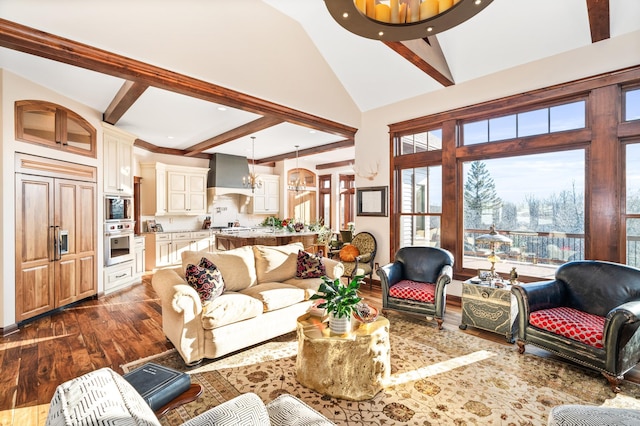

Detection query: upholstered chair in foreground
(512, 260), (640, 392)
(378, 246), (454, 329)
(339, 231), (377, 283)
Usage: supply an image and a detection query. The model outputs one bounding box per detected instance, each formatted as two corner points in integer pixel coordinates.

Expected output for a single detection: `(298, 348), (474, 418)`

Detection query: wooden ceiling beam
(103, 80), (148, 124)
(0, 18), (357, 140)
(383, 36), (454, 87)
(586, 0), (610, 43)
(256, 139), (354, 164)
(183, 116), (284, 157)
(133, 139), (211, 159)
(316, 159), (354, 170)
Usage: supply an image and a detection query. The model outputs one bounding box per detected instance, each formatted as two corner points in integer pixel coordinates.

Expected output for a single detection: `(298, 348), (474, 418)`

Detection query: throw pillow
(185, 257), (225, 303)
(339, 245), (360, 262)
(296, 250), (326, 279)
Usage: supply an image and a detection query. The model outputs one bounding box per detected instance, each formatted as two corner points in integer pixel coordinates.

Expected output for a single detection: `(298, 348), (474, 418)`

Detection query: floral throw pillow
(185, 257), (225, 303)
(296, 250), (326, 279)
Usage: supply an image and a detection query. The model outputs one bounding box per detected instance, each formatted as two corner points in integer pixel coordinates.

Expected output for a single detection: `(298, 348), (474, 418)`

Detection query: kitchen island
(214, 229), (319, 252)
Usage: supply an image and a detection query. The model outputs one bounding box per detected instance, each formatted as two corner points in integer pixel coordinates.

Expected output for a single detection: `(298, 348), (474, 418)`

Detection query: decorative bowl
(353, 303), (379, 323)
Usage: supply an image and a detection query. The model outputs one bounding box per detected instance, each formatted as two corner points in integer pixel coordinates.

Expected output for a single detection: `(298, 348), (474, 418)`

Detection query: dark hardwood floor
(1, 276), (638, 425)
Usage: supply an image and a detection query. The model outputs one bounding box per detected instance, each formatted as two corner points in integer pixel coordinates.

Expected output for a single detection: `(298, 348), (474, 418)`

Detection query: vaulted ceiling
(0, 0), (638, 167)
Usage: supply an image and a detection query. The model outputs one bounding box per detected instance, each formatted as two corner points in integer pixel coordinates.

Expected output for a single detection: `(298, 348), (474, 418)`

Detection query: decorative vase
(329, 312), (352, 335)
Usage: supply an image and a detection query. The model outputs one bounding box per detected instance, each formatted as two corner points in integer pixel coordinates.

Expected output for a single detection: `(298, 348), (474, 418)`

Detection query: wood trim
(257, 139), (354, 164)
(383, 38), (454, 87)
(133, 139), (211, 159)
(15, 152), (97, 182)
(586, 0), (610, 43)
(0, 18), (357, 139)
(316, 159), (354, 170)
(103, 80), (149, 124)
(184, 116), (283, 157)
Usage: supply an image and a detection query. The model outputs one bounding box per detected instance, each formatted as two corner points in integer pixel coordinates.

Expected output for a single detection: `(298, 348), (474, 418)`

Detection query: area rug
(122, 315), (640, 425)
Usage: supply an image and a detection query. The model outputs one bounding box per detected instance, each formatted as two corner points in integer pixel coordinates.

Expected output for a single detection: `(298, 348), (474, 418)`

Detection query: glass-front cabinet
(15, 100), (97, 158)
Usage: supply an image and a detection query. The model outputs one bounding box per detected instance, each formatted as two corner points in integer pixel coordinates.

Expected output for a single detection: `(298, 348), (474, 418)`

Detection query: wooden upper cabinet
(15, 100), (97, 158)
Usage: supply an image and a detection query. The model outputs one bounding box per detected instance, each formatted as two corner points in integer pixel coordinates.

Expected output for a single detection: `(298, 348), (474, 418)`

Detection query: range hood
(207, 153), (255, 199)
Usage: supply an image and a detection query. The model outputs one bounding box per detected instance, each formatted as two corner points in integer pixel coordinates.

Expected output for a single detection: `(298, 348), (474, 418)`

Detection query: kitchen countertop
(213, 229), (318, 238)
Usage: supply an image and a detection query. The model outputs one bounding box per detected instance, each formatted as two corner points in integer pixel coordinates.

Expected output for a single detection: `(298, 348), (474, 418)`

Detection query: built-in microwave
(105, 195), (133, 222)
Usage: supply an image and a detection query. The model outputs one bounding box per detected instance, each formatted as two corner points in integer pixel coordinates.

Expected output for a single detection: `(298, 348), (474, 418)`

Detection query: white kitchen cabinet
(167, 170), (208, 215)
(134, 236), (146, 279)
(104, 261), (135, 294)
(145, 231), (214, 270)
(103, 123), (135, 195)
(140, 162), (208, 216)
(251, 174), (280, 215)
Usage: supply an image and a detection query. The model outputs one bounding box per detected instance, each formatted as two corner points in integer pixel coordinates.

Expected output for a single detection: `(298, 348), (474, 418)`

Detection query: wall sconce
(324, 0), (493, 41)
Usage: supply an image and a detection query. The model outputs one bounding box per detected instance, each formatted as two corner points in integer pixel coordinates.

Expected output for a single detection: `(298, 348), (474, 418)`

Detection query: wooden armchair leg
(516, 340), (526, 354)
(436, 318), (443, 330)
(602, 372), (623, 393)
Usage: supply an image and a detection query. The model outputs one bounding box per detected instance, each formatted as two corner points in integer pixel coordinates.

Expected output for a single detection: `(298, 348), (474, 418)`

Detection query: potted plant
(310, 276), (362, 334)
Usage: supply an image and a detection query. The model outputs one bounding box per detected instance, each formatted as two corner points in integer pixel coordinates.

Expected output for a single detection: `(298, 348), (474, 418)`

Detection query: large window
(625, 143), (640, 266)
(625, 87), (640, 122)
(339, 174), (355, 229)
(390, 67), (640, 280)
(463, 100), (586, 145)
(318, 174), (331, 229)
(399, 166), (442, 247)
(463, 151), (585, 278)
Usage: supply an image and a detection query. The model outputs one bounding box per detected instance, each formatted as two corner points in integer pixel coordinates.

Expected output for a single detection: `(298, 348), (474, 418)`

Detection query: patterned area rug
(122, 315), (640, 425)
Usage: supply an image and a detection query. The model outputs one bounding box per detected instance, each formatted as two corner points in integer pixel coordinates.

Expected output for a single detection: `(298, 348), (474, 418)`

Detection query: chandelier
(324, 0), (493, 41)
(288, 145), (305, 193)
(243, 136), (262, 193)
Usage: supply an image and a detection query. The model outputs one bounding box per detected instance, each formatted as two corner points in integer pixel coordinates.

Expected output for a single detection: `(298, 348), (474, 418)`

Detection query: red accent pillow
(296, 250), (326, 279)
(389, 280), (436, 303)
(529, 307), (604, 349)
(185, 257), (225, 303)
(339, 245), (360, 262)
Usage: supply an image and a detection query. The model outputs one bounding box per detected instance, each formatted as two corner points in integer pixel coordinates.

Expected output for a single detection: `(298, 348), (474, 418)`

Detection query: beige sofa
(152, 242), (343, 365)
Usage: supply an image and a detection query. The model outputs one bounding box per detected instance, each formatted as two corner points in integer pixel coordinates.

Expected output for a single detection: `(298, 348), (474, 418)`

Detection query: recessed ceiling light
(217, 107), (227, 111)
(168, 136), (174, 139)
(309, 130), (316, 134)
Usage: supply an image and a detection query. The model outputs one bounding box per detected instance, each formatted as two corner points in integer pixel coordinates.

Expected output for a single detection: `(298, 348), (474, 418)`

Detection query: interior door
(15, 174), (56, 321)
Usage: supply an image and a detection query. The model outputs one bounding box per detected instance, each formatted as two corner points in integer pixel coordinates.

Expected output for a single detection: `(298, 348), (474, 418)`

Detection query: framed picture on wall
(356, 186), (388, 217)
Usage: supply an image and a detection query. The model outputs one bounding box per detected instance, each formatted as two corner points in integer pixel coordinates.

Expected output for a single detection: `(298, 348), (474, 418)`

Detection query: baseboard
(1, 323), (19, 337)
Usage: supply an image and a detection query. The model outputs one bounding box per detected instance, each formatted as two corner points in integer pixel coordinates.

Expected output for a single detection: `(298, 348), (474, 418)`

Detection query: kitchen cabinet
(15, 154), (97, 322)
(140, 162), (208, 216)
(15, 100), (97, 158)
(103, 123), (135, 195)
(145, 231), (214, 270)
(167, 169), (208, 214)
(134, 236), (146, 279)
(250, 174), (280, 215)
(104, 261), (135, 294)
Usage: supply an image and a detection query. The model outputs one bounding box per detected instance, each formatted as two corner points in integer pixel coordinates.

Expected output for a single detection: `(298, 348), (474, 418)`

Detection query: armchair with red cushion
(512, 260), (640, 392)
(378, 246), (454, 329)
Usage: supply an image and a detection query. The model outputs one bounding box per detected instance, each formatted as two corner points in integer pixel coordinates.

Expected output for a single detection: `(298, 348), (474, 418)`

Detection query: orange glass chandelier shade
(324, 0), (493, 41)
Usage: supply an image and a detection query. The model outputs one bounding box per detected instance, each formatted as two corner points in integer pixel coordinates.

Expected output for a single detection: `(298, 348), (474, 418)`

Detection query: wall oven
(105, 195), (133, 222)
(104, 221), (135, 266)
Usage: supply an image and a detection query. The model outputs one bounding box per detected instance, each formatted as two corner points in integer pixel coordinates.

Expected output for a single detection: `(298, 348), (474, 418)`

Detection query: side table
(459, 278), (518, 342)
(295, 313), (390, 401)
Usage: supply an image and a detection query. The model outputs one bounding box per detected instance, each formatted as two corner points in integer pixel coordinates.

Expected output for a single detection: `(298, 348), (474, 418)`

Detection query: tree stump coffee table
(295, 313), (390, 401)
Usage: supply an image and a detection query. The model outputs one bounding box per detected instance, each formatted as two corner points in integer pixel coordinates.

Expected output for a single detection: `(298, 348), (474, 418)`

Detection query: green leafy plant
(310, 276), (362, 318)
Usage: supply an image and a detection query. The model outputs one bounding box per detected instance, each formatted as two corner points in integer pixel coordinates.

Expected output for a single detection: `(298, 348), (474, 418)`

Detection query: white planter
(329, 312), (352, 334)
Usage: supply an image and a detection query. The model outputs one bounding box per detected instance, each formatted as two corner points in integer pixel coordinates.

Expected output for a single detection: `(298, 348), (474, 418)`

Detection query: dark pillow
(296, 250), (326, 279)
(185, 257), (225, 303)
(339, 245), (360, 262)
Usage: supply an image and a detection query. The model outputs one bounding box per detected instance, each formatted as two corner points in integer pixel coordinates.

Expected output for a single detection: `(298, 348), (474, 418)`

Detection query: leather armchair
(512, 260), (640, 392)
(378, 246), (454, 329)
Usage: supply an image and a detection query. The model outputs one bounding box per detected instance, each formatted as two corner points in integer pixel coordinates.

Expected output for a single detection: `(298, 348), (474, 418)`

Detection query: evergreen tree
(464, 161), (502, 229)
